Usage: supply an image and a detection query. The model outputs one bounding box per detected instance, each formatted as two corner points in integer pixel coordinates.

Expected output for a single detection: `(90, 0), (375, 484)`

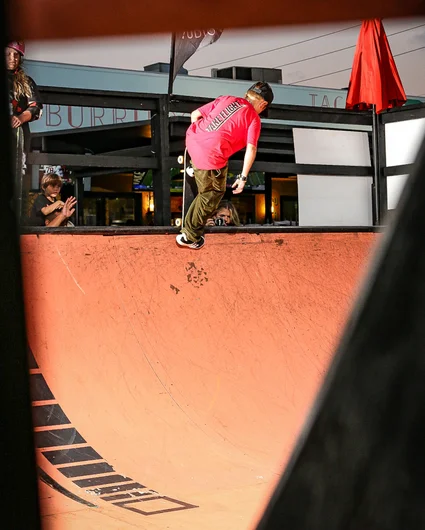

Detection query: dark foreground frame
(5, 5), (425, 530)
(0, 2), (41, 527)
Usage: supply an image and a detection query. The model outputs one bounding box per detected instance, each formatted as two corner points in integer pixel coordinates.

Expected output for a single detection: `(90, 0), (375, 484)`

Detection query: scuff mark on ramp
(56, 247), (86, 294)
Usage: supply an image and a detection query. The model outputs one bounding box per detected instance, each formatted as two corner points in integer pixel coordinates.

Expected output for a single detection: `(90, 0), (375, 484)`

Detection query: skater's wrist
(237, 174), (247, 182)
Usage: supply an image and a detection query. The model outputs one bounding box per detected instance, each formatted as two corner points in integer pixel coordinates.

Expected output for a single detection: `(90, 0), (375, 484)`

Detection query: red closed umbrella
(345, 19), (407, 226)
(346, 19), (406, 114)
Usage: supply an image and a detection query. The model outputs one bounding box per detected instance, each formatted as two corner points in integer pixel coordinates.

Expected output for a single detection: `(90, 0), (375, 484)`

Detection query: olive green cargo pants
(182, 164), (228, 242)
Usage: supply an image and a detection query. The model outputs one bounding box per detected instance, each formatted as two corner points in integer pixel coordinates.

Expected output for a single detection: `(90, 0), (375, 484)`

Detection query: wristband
(237, 174), (247, 182)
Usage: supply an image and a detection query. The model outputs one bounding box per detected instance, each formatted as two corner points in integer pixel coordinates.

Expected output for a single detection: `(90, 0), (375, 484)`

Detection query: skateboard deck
(178, 149), (198, 228)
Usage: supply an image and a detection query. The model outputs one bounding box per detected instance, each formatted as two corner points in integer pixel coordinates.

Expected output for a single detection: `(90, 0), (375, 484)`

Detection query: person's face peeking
(215, 208), (231, 225)
(5, 47), (20, 71)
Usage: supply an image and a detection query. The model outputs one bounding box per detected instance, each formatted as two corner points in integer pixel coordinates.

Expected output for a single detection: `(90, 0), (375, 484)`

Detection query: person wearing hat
(5, 41), (43, 159)
(176, 81), (274, 250)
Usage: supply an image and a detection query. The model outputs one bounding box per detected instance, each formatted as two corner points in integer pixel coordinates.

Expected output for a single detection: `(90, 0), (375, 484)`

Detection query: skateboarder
(176, 81), (274, 249)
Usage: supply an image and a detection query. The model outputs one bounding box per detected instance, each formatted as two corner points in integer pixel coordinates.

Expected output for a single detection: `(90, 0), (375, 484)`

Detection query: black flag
(168, 29), (223, 96)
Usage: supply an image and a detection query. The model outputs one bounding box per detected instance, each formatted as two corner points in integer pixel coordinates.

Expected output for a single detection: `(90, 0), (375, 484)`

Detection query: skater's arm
(232, 144), (257, 195)
(191, 109), (203, 123)
(241, 143), (257, 177)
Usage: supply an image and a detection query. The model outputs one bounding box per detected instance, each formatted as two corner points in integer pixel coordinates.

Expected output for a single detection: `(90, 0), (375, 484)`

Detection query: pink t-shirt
(186, 95), (261, 170)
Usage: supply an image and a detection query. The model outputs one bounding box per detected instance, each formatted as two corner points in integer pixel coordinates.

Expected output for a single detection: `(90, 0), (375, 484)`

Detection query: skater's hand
(232, 176), (246, 195)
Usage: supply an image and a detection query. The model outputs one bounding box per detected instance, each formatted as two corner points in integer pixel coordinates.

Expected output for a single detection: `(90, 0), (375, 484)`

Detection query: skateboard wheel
(177, 155), (184, 164)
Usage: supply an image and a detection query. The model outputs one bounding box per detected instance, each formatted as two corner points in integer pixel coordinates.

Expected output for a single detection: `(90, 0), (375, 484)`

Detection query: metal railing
(13, 126), (25, 224)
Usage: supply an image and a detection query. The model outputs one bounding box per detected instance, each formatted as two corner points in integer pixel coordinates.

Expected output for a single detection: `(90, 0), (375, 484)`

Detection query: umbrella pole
(372, 104), (381, 225)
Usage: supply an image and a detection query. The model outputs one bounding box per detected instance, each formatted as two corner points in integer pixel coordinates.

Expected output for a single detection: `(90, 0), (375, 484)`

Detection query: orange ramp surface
(20, 231), (376, 529)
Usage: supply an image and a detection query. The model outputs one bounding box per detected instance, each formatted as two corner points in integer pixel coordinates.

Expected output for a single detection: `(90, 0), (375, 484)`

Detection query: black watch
(237, 174), (248, 182)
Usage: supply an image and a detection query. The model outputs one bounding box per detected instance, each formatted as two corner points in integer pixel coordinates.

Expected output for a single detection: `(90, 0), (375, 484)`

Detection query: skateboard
(177, 148), (198, 228)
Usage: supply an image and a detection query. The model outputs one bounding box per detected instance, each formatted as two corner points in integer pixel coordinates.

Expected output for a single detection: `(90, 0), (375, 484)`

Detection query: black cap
(248, 81), (274, 104)
(247, 82), (274, 117)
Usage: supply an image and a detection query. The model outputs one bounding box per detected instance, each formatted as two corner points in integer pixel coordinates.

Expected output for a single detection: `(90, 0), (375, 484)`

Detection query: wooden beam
(38, 86), (159, 111)
(10, 0), (425, 41)
(27, 152), (158, 169)
(228, 160), (373, 176)
(99, 145), (155, 157)
(383, 164), (414, 176)
(381, 104), (425, 124)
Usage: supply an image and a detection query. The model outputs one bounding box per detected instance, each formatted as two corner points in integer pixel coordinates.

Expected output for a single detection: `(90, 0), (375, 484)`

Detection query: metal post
(151, 95), (171, 226)
(134, 193), (142, 225)
(75, 177), (84, 226)
(371, 105), (380, 225)
(377, 112), (388, 224)
(0, 4), (41, 526)
(13, 126), (24, 223)
(167, 33), (176, 99)
(265, 173), (273, 224)
(371, 106), (387, 226)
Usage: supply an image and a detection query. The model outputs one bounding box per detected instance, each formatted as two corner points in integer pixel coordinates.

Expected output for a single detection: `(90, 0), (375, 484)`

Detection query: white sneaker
(176, 234), (205, 250)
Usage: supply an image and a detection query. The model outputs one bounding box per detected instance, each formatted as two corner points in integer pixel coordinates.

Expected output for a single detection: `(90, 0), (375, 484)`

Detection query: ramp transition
(20, 231), (376, 529)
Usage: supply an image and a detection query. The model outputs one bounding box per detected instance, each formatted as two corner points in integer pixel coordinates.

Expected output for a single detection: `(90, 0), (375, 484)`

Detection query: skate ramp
(20, 231), (376, 529)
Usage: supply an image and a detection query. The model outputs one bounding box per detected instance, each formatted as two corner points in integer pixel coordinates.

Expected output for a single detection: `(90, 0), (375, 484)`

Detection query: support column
(74, 177), (84, 226)
(265, 172), (273, 224)
(377, 113), (387, 224)
(372, 108), (388, 226)
(151, 95), (171, 226)
(14, 127), (24, 223)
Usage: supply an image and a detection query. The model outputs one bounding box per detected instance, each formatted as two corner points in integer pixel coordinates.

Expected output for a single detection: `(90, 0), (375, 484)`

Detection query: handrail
(20, 225), (381, 236)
